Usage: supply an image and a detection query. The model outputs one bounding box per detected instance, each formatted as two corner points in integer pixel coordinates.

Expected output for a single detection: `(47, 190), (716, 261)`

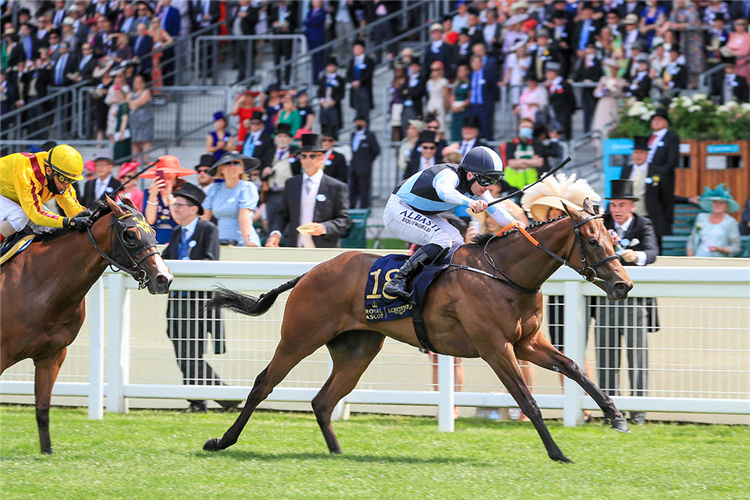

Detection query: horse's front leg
(33, 347), (67, 454)
(515, 332), (630, 433)
(480, 340), (572, 463)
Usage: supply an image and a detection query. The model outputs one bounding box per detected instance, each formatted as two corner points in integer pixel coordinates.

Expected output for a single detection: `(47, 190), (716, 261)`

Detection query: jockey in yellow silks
(0, 145), (92, 242)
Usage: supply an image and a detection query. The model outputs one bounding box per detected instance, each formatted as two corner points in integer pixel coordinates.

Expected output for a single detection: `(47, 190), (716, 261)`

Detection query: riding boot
(384, 243), (447, 301)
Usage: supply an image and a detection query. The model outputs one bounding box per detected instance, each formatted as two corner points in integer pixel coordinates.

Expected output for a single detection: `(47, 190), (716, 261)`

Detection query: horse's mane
(33, 201), (114, 242)
(470, 215), (568, 247)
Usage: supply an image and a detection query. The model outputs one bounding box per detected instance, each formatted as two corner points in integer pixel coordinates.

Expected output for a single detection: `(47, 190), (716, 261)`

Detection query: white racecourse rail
(1, 260), (749, 432)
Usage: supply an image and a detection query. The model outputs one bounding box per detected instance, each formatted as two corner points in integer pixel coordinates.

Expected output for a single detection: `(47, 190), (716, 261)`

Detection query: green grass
(1, 406), (748, 499)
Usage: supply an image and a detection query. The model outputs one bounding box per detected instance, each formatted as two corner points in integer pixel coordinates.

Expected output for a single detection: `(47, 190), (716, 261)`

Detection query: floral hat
(698, 183), (740, 213)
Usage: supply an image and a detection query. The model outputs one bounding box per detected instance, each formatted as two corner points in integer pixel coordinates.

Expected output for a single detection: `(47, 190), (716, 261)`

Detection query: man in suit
(424, 23), (455, 79)
(131, 22), (153, 80)
(400, 59), (426, 133)
(592, 179), (659, 425)
(51, 0), (67, 29)
(80, 157), (122, 209)
(158, 0), (181, 85)
(162, 183), (237, 413)
(481, 8), (502, 58)
(550, 10), (573, 75)
(662, 48), (688, 95)
(705, 17), (731, 68)
(266, 134), (350, 248)
(472, 42), (498, 84)
(528, 29), (562, 81)
(545, 61), (577, 141)
(52, 42), (77, 86)
(625, 53), (652, 100)
(114, 2), (138, 36)
(573, 2), (602, 61)
(346, 39), (375, 121)
(35, 16), (52, 48)
(261, 122), (299, 229)
(269, 0), (298, 85)
(349, 115), (380, 209)
(621, 14), (645, 58)
(574, 43), (603, 133)
(75, 42), (97, 82)
(228, 0), (254, 83)
(644, 109), (679, 242)
(467, 54), (497, 140)
(18, 23), (39, 63)
(441, 115), (487, 159)
(320, 124), (348, 184)
(709, 57), (750, 104)
(318, 56), (345, 133)
(241, 111), (274, 161)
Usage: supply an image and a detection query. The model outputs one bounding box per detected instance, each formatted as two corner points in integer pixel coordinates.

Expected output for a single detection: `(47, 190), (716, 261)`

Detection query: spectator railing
(1, 261), (747, 427)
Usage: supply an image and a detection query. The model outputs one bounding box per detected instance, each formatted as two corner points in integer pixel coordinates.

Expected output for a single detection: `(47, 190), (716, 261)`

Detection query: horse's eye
(588, 238), (598, 246)
(126, 231), (137, 241)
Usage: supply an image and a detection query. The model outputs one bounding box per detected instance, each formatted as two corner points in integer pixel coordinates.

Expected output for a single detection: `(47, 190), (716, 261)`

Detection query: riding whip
(486, 157), (571, 208)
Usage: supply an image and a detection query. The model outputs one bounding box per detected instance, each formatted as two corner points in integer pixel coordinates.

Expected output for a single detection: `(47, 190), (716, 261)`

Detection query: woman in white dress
(592, 58), (628, 133)
(425, 61), (450, 134)
(502, 39), (531, 107)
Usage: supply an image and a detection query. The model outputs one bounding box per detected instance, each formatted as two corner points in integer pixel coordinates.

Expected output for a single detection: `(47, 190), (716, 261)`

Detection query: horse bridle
(450, 212), (619, 294)
(86, 209), (159, 289)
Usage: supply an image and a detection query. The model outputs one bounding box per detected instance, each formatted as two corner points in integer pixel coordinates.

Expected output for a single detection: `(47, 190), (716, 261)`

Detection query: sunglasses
(55, 173), (75, 185)
(298, 153), (321, 160)
(322, 138), (335, 142)
(427, 126), (439, 130)
(197, 168), (210, 174)
(224, 161), (243, 168)
(474, 174), (502, 187)
(421, 145), (436, 150)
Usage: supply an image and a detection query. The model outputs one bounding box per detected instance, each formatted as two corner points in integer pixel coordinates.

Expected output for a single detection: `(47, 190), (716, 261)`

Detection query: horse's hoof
(329, 447), (342, 455)
(611, 417), (631, 434)
(203, 438), (223, 451)
(551, 453), (573, 464)
(41, 448), (53, 455)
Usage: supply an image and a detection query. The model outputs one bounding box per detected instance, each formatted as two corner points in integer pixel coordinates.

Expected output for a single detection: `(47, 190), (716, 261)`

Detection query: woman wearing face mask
(503, 118), (544, 192)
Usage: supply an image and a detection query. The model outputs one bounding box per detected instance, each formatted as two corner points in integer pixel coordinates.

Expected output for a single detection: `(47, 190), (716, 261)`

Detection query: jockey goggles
(473, 172), (503, 187)
(53, 172), (76, 185)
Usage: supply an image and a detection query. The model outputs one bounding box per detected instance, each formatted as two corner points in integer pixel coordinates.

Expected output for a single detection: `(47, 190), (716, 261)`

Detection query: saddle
(0, 227), (35, 266)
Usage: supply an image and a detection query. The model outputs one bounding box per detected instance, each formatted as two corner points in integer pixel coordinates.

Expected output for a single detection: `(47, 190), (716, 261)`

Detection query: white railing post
(438, 354), (455, 432)
(563, 280), (586, 427)
(106, 273), (130, 413)
(88, 278), (105, 420)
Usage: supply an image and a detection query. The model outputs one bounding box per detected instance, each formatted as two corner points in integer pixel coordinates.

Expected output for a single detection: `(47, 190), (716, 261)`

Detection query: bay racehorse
(204, 199), (633, 462)
(0, 196), (172, 453)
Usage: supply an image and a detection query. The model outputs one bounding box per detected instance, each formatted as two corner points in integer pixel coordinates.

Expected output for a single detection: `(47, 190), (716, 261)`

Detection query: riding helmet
(44, 144), (84, 181)
(459, 146), (504, 179)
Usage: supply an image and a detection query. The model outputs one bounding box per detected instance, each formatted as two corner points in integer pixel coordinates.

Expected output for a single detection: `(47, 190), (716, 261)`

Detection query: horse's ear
(105, 195), (126, 218)
(119, 194), (138, 211)
(582, 197), (595, 215)
(560, 200), (576, 219)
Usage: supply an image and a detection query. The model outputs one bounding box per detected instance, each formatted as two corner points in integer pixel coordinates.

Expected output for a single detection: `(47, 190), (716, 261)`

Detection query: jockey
(383, 146), (521, 300)
(0, 145), (92, 242)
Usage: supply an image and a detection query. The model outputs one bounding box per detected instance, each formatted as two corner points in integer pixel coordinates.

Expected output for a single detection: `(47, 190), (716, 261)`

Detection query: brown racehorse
(0, 196), (172, 454)
(203, 199), (633, 463)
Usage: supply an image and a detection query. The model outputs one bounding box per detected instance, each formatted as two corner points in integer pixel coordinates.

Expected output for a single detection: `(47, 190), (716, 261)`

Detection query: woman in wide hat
(202, 152), (262, 247)
(141, 155), (197, 243)
(687, 183), (741, 257)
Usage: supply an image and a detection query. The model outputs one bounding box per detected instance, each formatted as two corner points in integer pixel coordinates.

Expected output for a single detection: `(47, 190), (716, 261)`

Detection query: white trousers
(0, 195), (29, 232)
(383, 194), (463, 253)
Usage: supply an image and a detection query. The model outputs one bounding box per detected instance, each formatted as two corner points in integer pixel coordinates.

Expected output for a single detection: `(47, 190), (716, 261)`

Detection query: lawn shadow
(198, 449), (491, 466)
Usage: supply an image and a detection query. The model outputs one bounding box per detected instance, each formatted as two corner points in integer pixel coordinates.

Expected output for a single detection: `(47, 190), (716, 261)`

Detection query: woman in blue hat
(687, 183), (741, 257)
(206, 111), (235, 161)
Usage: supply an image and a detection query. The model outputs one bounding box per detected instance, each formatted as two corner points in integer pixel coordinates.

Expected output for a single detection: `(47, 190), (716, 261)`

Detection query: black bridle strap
(86, 218), (157, 289)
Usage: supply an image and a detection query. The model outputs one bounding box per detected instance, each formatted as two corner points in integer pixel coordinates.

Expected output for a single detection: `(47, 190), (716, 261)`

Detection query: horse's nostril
(614, 282), (631, 293)
(156, 275), (169, 285)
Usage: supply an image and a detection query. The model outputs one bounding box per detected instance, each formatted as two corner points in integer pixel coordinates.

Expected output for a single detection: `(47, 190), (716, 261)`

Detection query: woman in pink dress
(516, 76), (549, 122)
(117, 161), (144, 209)
(727, 19), (750, 81)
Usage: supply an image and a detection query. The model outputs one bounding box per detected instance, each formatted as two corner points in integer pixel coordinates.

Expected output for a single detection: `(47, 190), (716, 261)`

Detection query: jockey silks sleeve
(1, 153), (85, 228)
(434, 169), (516, 227)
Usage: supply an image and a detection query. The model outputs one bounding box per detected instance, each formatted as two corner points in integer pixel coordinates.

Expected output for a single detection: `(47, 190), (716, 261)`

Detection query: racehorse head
(562, 198), (633, 301)
(103, 196), (173, 294)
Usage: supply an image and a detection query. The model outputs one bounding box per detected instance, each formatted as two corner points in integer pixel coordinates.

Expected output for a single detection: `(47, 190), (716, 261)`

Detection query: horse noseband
(571, 215), (619, 284)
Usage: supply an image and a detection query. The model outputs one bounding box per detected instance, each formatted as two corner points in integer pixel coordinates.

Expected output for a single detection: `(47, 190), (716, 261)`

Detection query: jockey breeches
(0, 195), (28, 235)
(383, 194), (463, 254)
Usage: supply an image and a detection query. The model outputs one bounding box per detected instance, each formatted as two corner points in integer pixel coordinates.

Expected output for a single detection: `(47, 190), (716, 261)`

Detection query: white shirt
(614, 216), (647, 266)
(419, 155), (436, 171)
(430, 40), (443, 53)
(452, 13), (469, 32)
(180, 215), (199, 242)
(95, 175), (112, 200)
(298, 169), (325, 248)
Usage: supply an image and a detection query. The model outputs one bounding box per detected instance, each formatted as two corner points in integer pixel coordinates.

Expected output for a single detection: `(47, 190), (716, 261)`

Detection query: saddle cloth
(0, 229), (34, 266)
(364, 254), (448, 323)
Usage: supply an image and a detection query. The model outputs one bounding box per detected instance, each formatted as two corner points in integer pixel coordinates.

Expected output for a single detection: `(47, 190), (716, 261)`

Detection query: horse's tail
(207, 274), (306, 316)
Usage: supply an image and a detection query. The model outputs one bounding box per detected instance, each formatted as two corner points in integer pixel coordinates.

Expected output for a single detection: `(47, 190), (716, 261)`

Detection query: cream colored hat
(520, 173), (601, 222)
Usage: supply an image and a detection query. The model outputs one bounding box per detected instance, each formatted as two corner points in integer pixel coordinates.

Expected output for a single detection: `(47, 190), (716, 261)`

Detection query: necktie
(354, 59), (361, 78)
(305, 177), (313, 195)
(278, 149), (286, 160)
(579, 21), (590, 50)
(24, 37), (31, 59)
(56, 56), (65, 85)
(616, 226), (625, 240)
(353, 133), (361, 151)
(634, 165), (645, 186)
(177, 228), (190, 260)
(648, 134), (657, 147)
(460, 141), (468, 157)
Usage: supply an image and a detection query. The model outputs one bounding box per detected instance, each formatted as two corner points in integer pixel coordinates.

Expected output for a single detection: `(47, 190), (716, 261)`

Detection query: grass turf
(1, 405), (748, 499)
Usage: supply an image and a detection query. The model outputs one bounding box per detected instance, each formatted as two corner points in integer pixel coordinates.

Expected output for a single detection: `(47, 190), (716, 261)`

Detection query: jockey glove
(63, 214), (94, 232)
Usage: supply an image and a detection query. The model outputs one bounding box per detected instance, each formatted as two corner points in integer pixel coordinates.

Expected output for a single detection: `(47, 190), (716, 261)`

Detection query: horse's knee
(519, 399), (543, 421)
(35, 407), (50, 430)
(311, 396), (332, 424)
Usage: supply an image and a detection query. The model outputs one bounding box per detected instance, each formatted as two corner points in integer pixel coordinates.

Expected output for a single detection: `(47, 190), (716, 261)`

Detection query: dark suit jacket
(323, 151), (348, 184)
(620, 130), (678, 238)
(625, 73), (652, 100)
(350, 129), (380, 176)
(469, 68), (498, 105)
(346, 54), (375, 109)
(549, 80), (577, 115)
(574, 58), (603, 84)
(80, 176), (123, 210)
(161, 5), (181, 37)
(242, 131), (274, 163)
(422, 41), (456, 79)
(52, 53), (78, 86)
(189, 0), (221, 31)
(268, 2), (299, 33)
(316, 70), (345, 117)
(528, 44), (562, 80)
(664, 63), (688, 91)
(162, 218), (223, 344)
(132, 35), (153, 75)
(20, 66), (52, 101)
(77, 55), (97, 81)
(272, 173), (350, 248)
(572, 19), (602, 52)
(615, 1), (645, 20)
(709, 74), (750, 104)
(6, 44), (25, 69)
(400, 74), (426, 118)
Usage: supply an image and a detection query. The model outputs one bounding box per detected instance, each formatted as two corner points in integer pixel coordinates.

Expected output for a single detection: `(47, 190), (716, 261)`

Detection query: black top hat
(459, 27), (470, 36)
(250, 110), (264, 121)
(326, 55), (338, 66)
(722, 56), (737, 65)
(195, 154), (216, 169)
(417, 130), (437, 146)
(581, 1), (594, 10)
(274, 122), (293, 136)
(353, 38), (366, 48)
(546, 61), (562, 73)
(607, 180), (639, 201)
(553, 10), (568, 20)
(321, 124), (338, 140)
(354, 114), (368, 122)
(94, 156), (114, 164)
(209, 151), (261, 176)
(462, 115), (481, 129)
(299, 134), (326, 153)
(173, 183), (206, 215)
(632, 136), (649, 151)
(651, 108), (670, 125)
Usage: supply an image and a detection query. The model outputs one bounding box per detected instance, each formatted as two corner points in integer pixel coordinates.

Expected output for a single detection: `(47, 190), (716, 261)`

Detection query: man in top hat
(194, 154), (216, 194)
(80, 156), (121, 209)
(347, 39), (375, 120)
(709, 57), (749, 104)
(424, 22), (455, 79)
(317, 55), (345, 132)
(349, 115), (380, 209)
(644, 109), (679, 243)
(241, 110), (274, 161)
(161, 182), (237, 414)
(262, 122), (300, 228)
(266, 134), (350, 248)
(621, 13), (645, 59)
(662, 47), (688, 94)
(320, 124), (348, 184)
(528, 28), (562, 81)
(550, 10), (573, 69)
(591, 179), (659, 425)
(545, 61), (577, 141)
(619, 136), (651, 219)
(404, 130), (439, 179)
(625, 52), (652, 100)
(573, 43), (603, 133)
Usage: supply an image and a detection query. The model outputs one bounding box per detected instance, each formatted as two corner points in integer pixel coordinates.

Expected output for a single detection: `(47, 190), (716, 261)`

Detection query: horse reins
(448, 214), (619, 294)
(86, 212), (158, 289)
